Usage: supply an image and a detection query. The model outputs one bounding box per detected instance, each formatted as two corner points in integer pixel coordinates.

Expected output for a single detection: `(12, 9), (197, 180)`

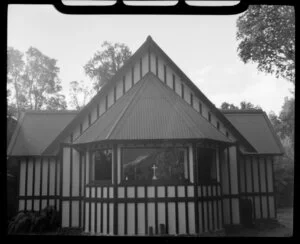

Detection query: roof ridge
(23, 110), (78, 114)
(221, 109), (264, 114)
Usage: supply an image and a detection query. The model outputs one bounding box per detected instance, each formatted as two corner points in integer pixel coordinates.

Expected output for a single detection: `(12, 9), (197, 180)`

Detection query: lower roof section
(74, 72), (231, 145)
(223, 110), (284, 155)
(7, 110), (77, 156)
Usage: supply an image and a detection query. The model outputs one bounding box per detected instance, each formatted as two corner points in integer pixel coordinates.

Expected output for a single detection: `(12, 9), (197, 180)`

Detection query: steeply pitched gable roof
(7, 110), (77, 156)
(74, 73), (232, 144)
(44, 35), (256, 154)
(222, 110), (284, 155)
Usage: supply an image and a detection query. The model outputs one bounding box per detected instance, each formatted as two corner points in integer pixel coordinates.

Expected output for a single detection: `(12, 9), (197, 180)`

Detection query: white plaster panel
(148, 203), (155, 234)
(167, 186), (175, 197)
(102, 203), (107, 234)
(49, 158), (56, 196)
(178, 202), (186, 234)
(137, 186), (145, 198)
(157, 202), (165, 232)
(150, 52), (156, 74)
(147, 186), (155, 198)
(19, 200), (25, 211)
(62, 148), (70, 196)
(42, 158), (48, 196)
(26, 200), (32, 211)
(109, 203), (114, 234)
(34, 158), (41, 196)
(127, 186), (135, 198)
(127, 203), (135, 235)
(34, 200), (39, 211)
(259, 158), (266, 192)
(26, 159), (33, 196)
(118, 187), (124, 198)
(137, 203), (145, 235)
(97, 203), (101, 233)
(118, 203), (125, 235)
(142, 52), (148, 76)
(157, 186), (165, 198)
(72, 201), (79, 227)
(267, 158), (274, 192)
(85, 202), (89, 232)
(188, 202), (195, 234)
(62, 201), (70, 227)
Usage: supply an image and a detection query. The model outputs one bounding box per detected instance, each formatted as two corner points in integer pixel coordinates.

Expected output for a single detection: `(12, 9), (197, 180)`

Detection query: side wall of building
(238, 154), (276, 220)
(18, 156), (60, 212)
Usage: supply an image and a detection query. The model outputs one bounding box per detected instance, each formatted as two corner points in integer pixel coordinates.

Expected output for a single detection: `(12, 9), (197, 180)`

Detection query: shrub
(8, 206), (60, 234)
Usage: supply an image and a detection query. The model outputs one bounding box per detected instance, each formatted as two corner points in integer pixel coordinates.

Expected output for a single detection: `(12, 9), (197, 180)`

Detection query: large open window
(197, 148), (217, 183)
(122, 147), (189, 184)
(93, 149), (112, 182)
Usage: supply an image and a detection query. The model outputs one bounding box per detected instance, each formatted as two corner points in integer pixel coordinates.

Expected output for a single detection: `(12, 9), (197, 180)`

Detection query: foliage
(8, 206), (60, 234)
(220, 101), (261, 110)
(68, 80), (94, 110)
(7, 47), (25, 119)
(7, 46), (67, 117)
(268, 97), (294, 207)
(236, 5), (295, 83)
(84, 41), (132, 92)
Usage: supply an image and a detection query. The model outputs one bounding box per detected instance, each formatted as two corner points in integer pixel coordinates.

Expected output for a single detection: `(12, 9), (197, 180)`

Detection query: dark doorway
(239, 199), (254, 228)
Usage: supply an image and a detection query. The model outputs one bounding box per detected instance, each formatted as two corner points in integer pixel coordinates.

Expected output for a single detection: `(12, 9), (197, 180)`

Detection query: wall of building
(18, 156), (60, 212)
(238, 155), (276, 220)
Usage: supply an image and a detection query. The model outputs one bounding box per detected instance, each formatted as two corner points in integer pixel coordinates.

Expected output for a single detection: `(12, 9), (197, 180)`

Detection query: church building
(7, 36), (284, 235)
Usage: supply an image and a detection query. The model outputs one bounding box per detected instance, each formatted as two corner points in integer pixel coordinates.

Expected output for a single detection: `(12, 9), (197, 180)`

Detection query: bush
(8, 206), (60, 234)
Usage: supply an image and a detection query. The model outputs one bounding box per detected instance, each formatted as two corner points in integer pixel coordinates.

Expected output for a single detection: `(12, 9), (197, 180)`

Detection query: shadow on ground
(226, 207), (293, 237)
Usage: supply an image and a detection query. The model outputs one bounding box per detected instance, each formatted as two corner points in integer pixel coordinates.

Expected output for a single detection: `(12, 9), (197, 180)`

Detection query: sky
(7, 4), (294, 115)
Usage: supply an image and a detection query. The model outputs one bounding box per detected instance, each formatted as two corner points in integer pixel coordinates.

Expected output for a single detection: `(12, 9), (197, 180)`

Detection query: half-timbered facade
(7, 36), (284, 236)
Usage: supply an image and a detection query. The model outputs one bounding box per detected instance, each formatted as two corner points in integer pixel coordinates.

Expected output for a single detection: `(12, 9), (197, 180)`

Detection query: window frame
(120, 146), (191, 186)
(90, 148), (113, 185)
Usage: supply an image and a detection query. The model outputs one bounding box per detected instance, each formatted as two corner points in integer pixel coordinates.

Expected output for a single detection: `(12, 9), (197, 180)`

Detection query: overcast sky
(7, 4), (293, 115)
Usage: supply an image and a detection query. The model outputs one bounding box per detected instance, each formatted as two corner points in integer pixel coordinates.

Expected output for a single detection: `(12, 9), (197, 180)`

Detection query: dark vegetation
(8, 206), (60, 234)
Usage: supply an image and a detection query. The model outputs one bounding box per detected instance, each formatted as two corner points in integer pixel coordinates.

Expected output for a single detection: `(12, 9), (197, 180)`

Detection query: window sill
(119, 179), (192, 186)
(87, 180), (112, 187)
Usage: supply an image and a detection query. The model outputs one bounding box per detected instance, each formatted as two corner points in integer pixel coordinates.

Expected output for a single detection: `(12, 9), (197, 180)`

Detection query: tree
(7, 47), (25, 119)
(237, 5), (295, 83)
(220, 101), (261, 110)
(22, 47), (66, 110)
(269, 97), (294, 208)
(84, 41), (132, 92)
(68, 80), (94, 110)
(220, 102), (239, 110)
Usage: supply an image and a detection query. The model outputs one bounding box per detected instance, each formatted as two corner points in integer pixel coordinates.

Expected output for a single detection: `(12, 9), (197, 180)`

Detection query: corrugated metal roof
(7, 111), (77, 156)
(74, 73), (231, 144)
(46, 36), (256, 153)
(223, 111), (284, 154)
